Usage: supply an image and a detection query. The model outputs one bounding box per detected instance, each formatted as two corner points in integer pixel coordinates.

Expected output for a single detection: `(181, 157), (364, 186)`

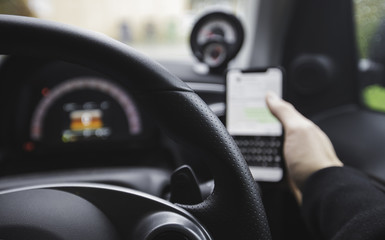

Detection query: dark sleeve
(301, 166), (385, 240)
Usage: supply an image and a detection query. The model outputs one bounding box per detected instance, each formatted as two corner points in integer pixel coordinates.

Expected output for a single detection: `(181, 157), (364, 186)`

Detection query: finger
(265, 92), (307, 129)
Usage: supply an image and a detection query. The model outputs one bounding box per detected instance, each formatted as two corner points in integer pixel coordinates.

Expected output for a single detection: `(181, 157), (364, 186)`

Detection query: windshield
(0, 0), (248, 61)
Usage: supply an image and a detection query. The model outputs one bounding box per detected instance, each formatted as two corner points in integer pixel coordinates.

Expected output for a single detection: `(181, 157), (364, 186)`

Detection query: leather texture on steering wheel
(0, 15), (271, 240)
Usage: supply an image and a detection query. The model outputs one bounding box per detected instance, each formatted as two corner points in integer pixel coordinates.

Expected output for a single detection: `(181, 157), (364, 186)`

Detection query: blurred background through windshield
(0, 0), (247, 60)
(2, 0), (385, 112)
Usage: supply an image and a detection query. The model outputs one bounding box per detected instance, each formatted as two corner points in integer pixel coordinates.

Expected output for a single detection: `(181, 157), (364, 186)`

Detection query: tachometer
(30, 77), (141, 143)
(190, 11), (244, 72)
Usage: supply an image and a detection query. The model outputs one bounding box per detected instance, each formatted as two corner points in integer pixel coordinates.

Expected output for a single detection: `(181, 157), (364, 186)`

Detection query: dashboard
(0, 56), (225, 178)
(0, 58), (166, 174)
(0, 10), (241, 178)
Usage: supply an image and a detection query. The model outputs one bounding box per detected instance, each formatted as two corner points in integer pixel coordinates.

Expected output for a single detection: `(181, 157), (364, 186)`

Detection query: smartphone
(226, 68), (284, 182)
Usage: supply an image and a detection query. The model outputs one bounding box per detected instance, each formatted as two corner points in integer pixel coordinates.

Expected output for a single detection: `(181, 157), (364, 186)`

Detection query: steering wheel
(0, 15), (271, 240)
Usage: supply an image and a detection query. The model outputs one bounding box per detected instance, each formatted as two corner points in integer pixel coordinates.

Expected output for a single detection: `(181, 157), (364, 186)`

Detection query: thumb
(265, 91), (307, 129)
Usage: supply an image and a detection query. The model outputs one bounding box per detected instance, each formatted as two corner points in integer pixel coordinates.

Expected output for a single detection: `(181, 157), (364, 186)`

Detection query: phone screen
(226, 68), (282, 136)
(226, 68), (284, 182)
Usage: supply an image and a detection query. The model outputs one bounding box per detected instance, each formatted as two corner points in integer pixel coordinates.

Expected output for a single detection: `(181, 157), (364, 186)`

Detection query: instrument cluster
(0, 59), (156, 159)
(30, 77), (142, 145)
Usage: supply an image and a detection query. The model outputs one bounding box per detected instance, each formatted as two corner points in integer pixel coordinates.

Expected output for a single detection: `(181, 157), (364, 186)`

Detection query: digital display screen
(226, 68), (282, 136)
(62, 102), (111, 143)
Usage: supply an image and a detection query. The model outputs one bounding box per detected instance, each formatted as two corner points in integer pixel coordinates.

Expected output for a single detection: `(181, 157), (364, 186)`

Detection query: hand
(265, 92), (343, 203)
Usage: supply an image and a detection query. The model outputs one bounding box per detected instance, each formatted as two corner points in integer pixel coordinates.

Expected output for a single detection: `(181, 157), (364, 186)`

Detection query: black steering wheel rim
(0, 15), (271, 240)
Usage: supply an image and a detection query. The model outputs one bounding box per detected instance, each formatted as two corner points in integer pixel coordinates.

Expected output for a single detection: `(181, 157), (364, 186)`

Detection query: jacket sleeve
(301, 166), (385, 240)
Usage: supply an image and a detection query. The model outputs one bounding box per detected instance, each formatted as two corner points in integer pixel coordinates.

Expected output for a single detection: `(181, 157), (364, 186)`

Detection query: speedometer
(30, 77), (142, 143)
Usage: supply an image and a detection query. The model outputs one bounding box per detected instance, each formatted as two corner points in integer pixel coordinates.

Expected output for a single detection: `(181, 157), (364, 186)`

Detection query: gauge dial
(190, 11), (244, 71)
(30, 77), (141, 143)
(202, 42), (228, 68)
(197, 20), (237, 45)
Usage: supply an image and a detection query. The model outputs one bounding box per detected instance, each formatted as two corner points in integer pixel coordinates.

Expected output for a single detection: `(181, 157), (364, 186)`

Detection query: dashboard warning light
(23, 141), (35, 152)
(41, 87), (50, 96)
